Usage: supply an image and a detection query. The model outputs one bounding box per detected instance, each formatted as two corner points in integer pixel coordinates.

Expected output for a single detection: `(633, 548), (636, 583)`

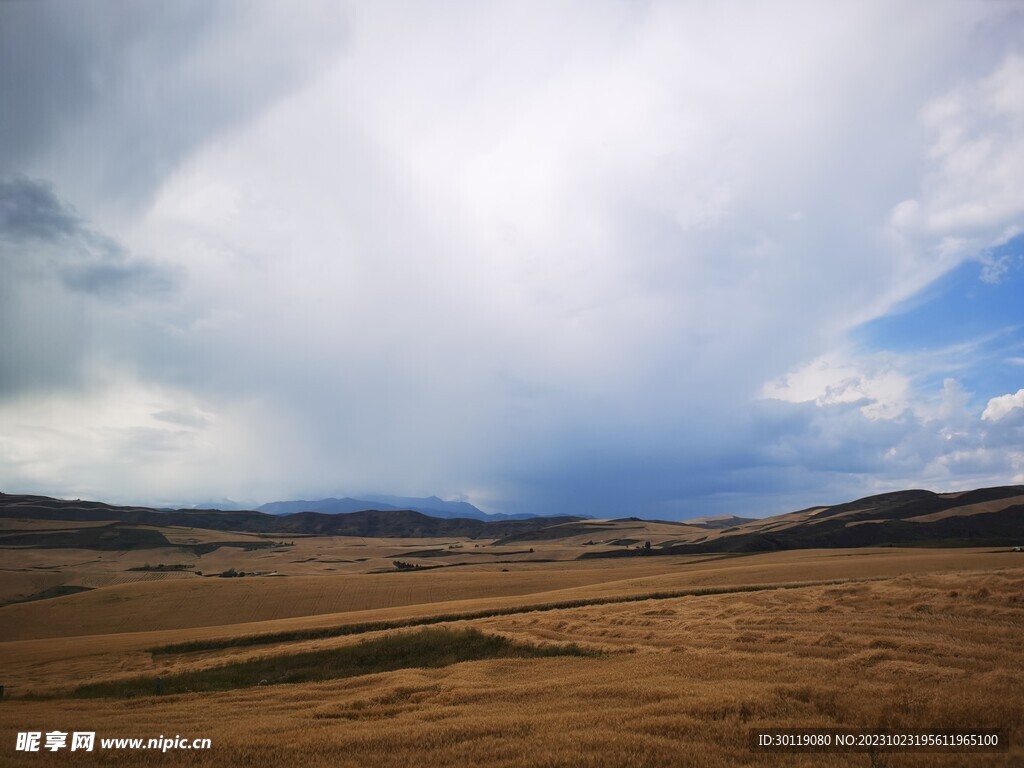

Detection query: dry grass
(905, 494), (1024, 522)
(4, 545), (1018, 641)
(0, 545), (1021, 766)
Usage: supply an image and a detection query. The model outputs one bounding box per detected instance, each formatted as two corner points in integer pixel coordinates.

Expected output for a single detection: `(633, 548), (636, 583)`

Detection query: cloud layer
(2, 1), (1023, 515)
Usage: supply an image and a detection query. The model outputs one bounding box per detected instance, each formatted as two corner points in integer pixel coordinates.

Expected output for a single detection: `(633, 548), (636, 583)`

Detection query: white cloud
(982, 389), (1024, 421)
(978, 252), (1013, 284)
(0, 373), (318, 505)
(761, 354), (911, 420)
(3, 1), (1024, 513)
(890, 52), (1024, 262)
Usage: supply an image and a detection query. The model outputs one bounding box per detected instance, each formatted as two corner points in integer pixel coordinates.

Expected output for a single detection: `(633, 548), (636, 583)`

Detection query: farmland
(1, 510), (1022, 767)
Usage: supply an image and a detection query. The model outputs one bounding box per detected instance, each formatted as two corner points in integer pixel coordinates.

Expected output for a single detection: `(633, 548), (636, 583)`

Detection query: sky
(1, 0), (1023, 519)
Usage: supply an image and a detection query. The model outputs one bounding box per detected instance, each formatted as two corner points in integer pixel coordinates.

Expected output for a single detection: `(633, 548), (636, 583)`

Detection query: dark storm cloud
(0, 176), (176, 299)
(0, 0), (349, 211)
(0, 177), (79, 240)
(0, 177), (177, 398)
(0, 1), (101, 176)
(60, 261), (176, 299)
(0, 1), (220, 180)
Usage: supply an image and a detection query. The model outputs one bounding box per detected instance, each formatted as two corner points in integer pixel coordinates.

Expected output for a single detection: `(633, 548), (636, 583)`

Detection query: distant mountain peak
(257, 495), (540, 521)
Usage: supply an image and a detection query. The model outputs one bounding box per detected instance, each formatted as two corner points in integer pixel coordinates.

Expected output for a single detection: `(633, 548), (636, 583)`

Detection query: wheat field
(1, 545), (1021, 766)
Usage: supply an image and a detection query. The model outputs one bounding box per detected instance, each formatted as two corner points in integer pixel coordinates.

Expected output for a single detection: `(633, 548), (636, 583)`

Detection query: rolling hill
(575, 485), (1024, 557)
(0, 493), (581, 540)
(2, 485), (1022, 554)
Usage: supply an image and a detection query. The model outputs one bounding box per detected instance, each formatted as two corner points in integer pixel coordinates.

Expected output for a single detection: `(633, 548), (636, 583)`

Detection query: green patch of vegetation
(2, 584), (93, 606)
(151, 578), (863, 655)
(394, 548), (536, 558)
(71, 629), (591, 698)
(128, 563), (193, 572)
(0, 525), (171, 551)
(215, 568), (250, 578)
(190, 541), (278, 555)
(392, 560), (426, 571)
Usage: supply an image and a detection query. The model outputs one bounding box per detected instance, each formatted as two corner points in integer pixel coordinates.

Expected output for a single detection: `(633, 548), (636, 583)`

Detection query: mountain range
(1, 484), (1021, 553)
(256, 495), (539, 520)
(0, 494), (581, 540)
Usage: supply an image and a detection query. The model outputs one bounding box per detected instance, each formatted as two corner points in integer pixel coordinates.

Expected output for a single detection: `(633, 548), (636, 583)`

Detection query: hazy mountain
(357, 495), (542, 521)
(258, 495), (539, 520)
(258, 497), (402, 515)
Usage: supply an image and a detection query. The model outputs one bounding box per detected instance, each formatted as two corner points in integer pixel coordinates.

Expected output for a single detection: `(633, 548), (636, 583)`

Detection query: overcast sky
(1, 1), (1023, 518)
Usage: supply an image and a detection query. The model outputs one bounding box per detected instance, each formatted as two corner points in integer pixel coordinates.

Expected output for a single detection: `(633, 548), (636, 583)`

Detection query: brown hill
(578, 485), (1024, 558)
(0, 493), (581, 540)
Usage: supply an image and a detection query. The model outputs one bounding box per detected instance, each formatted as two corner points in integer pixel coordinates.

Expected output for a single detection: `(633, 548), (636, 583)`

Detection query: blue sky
(854, 235), (1024, 401)
(1, 1), (1023, 518)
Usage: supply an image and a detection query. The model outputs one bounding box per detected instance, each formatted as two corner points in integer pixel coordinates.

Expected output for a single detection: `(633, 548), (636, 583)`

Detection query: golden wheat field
(1, 533), (1022, 767)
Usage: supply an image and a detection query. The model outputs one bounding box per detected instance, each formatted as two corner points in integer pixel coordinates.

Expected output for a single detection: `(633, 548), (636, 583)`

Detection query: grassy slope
(0, 567), (1020, 767)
